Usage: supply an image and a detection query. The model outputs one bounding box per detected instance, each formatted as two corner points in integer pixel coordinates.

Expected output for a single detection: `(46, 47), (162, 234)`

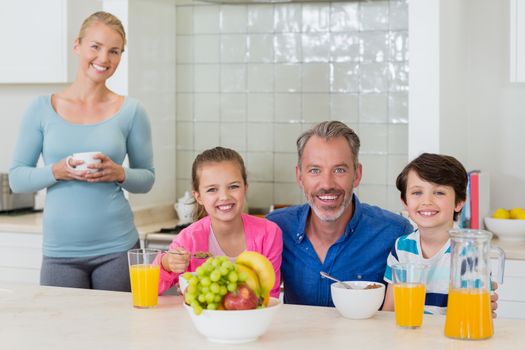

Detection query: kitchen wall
(175, 0), (409, 212)
(460, 0), (525, 211)
(410, 0), (525, 212)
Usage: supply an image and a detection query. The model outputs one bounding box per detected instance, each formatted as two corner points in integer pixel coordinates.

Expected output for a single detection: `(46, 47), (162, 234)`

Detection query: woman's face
(74, 22), (124, 84)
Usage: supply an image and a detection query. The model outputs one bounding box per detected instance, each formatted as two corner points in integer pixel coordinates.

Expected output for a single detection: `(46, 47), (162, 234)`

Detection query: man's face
(296, 135), (362, 222)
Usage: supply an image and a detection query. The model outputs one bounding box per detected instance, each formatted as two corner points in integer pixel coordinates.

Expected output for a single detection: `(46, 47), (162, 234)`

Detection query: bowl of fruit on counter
(182, 252), (281, 344)
(485, 207), (525, 242)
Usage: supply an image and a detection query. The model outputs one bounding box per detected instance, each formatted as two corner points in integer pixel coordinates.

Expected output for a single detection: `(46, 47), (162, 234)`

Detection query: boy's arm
(382, 283), (395, 311)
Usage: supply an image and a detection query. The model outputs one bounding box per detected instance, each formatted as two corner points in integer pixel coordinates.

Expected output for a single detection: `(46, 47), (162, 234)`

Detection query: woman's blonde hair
(78, 11), (126, 51)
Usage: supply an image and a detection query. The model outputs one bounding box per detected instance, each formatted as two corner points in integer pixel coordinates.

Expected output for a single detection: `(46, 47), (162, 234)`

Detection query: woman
(9, 12), (155, 291)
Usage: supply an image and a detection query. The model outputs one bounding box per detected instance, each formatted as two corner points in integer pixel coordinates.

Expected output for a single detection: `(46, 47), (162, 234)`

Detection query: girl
(158, 147), (282, 297)
(9, 12), (154, 291)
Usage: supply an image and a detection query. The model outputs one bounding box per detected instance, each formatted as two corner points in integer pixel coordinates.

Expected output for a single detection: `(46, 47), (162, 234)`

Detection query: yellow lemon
(514, 209), (525, 220)
(510, 207), (525, 220)
(492, 208), (511, 219)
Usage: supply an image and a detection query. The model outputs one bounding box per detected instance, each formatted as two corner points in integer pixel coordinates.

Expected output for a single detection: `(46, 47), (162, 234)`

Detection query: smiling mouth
(315, 190), (343, 204)
(317, 194), (339, 203)
(418, 210), (438, 217)
(217, 204), (235, 212)
(91, 63), (108, 72)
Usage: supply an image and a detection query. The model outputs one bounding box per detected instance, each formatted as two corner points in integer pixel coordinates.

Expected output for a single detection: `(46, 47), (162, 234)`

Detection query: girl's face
(193, 161), (247, 224)
(74, 22), (123, 84)
(404, 170), (465, 233)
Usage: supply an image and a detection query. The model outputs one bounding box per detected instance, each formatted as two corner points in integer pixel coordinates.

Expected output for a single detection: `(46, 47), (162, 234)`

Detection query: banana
(236, 264), (262, 298)
(236, 251), (275, 301)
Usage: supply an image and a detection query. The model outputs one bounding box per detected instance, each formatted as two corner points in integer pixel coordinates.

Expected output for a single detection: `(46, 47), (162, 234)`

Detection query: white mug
(66, 152), (102, 173)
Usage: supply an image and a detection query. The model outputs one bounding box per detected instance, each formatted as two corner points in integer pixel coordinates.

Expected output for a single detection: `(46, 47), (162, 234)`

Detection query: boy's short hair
(396, 153), (468, 220)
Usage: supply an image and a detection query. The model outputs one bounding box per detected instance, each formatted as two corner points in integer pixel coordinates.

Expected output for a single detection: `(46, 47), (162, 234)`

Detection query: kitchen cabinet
(496, 259), (525, 319)
(0, 0), (100, 83)
(511, 0), (525, 82)
(0, 232), (42, 284)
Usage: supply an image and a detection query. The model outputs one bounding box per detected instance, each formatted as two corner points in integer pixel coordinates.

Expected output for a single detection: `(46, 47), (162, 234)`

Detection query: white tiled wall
(175, 0), (408, 213)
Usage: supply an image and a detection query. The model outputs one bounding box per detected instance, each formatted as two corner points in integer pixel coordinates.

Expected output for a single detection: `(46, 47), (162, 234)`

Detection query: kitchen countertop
(0, 283), (524, 349)
(0, 204), (178, 240)
(2, 210), (525, 260)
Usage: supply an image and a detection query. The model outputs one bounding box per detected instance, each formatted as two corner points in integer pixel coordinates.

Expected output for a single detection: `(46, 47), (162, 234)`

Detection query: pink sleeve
(156, 230), (191, 295)
(156, 219), (211, 295)
(259, 221), (283, 298)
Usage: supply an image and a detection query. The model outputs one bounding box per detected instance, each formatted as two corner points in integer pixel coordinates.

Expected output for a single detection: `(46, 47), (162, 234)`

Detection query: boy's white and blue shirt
(384, 229), (450, 315)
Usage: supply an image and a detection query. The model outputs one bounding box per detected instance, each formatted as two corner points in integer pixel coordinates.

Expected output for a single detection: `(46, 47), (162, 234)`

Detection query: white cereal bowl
(331, 281), (385, 319)
(183, 298), (281, 344)
(484, 217), (525, 242)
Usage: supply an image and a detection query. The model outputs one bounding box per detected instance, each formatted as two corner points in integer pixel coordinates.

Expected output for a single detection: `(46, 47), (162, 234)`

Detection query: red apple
(223, 284), (259, 310)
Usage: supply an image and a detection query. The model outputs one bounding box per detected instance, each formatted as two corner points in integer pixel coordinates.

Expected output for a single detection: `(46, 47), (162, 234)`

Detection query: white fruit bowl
(331, 281), (385, 319)
(183, 298), (281, 344)
(178, 274), (190, 294)
(484, 217), (525, 242)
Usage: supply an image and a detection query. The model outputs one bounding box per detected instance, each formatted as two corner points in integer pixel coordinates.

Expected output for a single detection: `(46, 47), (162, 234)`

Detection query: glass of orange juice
(128, 248), (161, 308)
(392, 263), (428, 329)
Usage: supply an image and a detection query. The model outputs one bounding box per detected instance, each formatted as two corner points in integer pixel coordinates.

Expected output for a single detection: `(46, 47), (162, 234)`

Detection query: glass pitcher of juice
(444, 229), (505, 340)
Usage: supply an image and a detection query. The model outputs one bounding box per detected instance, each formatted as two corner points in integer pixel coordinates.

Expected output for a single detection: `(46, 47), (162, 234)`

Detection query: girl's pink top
(157, 213), (283, 298)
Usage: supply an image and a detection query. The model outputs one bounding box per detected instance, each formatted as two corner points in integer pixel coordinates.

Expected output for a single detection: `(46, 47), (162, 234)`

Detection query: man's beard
(304, 188), (353, 222)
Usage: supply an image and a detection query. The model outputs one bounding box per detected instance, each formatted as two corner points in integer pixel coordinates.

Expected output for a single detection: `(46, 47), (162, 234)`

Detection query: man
(266, 121), (413, 306)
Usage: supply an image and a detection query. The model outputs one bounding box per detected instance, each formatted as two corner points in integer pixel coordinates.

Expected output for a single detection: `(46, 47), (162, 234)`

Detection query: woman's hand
(52, 157), (90, 181)
(161, 247), (190, 273)
(84, 153), (126, 183)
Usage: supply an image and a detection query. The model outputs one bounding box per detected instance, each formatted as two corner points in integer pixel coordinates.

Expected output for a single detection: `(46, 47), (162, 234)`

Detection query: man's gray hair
(296, 121), (360, 170)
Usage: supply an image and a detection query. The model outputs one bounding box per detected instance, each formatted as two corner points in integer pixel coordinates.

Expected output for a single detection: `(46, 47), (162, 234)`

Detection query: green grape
(227, 282), (237, 292)
(219, 285), (227, 296)
(182, 272), (193, 280)
(238, 271), (248, 282)
(184, 256), (243, 315)
(205, 292), (215, 303)
(185, 293), (195, 304)
(187, 285), (197, 294)
(210, 283), (220, 294)
(194, 305), (203, 315)
(228, 271), (238, 283)
(210, 270), (221, 282)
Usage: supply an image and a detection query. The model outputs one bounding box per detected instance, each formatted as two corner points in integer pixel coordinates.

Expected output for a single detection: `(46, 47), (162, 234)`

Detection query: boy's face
(403, 170), (465, 233)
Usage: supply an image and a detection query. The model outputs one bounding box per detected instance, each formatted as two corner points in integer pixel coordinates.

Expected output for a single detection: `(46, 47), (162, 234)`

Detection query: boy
(382, 153), (467, 314)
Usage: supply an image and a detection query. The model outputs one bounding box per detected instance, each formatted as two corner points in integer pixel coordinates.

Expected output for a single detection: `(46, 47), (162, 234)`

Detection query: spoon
(320, 271), (353, 289)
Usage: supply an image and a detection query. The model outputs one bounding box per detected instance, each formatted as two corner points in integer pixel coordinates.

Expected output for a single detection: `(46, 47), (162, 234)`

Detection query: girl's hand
(84, 153), (126, 183)
(52, 157), (90, 181)
(162, 247), (190, 273)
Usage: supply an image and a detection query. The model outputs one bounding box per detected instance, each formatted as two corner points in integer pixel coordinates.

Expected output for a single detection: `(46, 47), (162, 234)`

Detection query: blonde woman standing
(9, 12), (155, 291)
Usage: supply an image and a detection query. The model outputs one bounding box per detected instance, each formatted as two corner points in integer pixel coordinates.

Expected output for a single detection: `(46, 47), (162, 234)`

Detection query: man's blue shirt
(266, 195), (413, 307)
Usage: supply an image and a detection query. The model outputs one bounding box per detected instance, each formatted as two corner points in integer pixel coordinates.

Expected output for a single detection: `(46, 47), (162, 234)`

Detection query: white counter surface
(0, 283), (524, 349)
(2, 211), (525, 260)
(0, 204), (178, 240)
